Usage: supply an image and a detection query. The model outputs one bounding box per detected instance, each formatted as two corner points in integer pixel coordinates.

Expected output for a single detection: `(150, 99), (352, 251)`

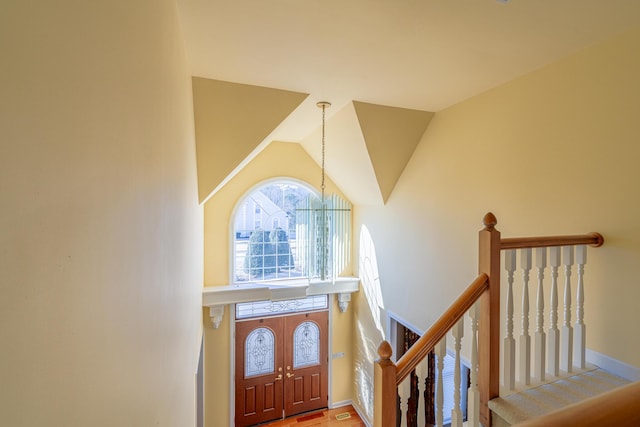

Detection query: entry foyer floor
(261, 405), (365, 427)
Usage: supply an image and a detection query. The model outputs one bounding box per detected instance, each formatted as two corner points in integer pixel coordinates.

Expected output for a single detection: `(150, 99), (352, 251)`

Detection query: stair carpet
(488, 368), (630, 426)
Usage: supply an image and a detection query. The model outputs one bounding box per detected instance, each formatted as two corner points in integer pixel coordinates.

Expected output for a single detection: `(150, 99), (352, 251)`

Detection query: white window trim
(228, 177), (319, 285)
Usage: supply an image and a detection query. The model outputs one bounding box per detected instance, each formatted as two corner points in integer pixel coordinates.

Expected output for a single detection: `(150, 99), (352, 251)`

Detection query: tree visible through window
(233, 180), (351, 283)
(234, 181), (313, 282)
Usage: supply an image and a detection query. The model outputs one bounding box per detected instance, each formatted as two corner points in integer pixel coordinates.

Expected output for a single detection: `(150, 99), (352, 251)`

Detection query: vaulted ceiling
(177, 0), (640, 204)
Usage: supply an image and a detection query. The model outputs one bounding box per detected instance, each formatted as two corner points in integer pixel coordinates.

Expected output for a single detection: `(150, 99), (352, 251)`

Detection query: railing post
(548, 247), (561, 377)
(478, 213), (501, 427)
(561, 246), (574, 373)
(374, 341), (397, 427)
(504, 249), (516, 391)
(575, 245), (587, 369)
(435, 338), (447, 427)
(519, 248), (532, 386)
(415, 358), (428, 427)
(468, 301), (481, 427)
(451, 320), (465, 427)
(534, 247), (547, 382)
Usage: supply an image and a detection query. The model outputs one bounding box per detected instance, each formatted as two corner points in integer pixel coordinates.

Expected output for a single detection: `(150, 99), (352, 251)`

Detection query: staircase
(489, 368), (630, 426)
(373, 213), (640, 427)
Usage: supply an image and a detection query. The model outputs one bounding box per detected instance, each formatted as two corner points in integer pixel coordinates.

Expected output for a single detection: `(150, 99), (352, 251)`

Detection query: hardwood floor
(260, 405), (366, 427)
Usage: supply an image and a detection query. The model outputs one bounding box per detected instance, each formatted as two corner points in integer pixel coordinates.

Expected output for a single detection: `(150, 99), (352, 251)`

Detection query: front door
(283, 311), (329, 417)
(235, 316), (284, 426)
(235, 310), (328, 426)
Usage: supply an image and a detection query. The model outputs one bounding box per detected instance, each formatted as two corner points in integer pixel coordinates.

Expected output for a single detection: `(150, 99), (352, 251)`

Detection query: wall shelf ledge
(202, 277), (360, 328)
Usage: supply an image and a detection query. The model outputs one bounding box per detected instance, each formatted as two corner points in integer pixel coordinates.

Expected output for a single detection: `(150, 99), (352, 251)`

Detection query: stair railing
(374, 213), (604, 427)
(500, 229), (603, 389)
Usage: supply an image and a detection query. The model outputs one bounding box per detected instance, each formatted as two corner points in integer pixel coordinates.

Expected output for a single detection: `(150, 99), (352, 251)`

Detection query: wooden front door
(283, 311), (328, 417)
(235, 311), (328, 426)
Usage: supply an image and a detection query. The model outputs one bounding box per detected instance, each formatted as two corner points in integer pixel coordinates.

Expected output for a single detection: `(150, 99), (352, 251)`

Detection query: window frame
(229, 177), (320, 285)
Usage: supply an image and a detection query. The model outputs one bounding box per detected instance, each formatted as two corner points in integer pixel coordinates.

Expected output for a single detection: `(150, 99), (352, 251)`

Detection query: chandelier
(294, 101), (351, 282)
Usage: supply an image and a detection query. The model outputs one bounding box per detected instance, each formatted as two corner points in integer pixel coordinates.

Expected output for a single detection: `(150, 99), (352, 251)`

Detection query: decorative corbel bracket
(209, 305), (225, 329)
(337, 292), (352, 313)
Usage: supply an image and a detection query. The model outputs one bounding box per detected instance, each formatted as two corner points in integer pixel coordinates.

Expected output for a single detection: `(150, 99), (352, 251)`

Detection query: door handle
(286, 372), (294, 378)
(275, 374), (283, 381)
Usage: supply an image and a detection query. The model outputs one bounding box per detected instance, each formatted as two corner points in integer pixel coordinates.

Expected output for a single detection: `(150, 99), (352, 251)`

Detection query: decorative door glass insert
(245, 327), (275, 377)
(293, 321), (320, 368)
(236, 294), (328, 319)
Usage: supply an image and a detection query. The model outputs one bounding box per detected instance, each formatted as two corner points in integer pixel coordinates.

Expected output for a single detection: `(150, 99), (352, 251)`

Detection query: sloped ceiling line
(192, 77), (309, 203)
(192, 78), (435, 206)
(353, 101), (435, 204)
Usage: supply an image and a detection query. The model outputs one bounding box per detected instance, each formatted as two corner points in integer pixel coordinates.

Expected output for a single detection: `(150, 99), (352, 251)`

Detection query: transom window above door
(232, 179), (351, 284)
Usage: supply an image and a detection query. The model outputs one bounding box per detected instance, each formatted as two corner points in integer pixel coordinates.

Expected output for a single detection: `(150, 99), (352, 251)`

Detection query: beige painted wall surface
(203, 141), (354, 426)
(352, 28), (640, 424)
(192, 78), (308, 202)
(353, 101), (435, 204)
(0, 1), (203, 426)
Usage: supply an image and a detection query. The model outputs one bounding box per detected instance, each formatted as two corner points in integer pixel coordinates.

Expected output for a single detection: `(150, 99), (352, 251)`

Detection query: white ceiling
(178, 0), (640, 205)
(176, 0), (640, 142)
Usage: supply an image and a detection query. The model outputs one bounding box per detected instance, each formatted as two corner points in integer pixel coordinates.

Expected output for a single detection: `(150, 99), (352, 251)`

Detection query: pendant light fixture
(296, 101), (351, 282)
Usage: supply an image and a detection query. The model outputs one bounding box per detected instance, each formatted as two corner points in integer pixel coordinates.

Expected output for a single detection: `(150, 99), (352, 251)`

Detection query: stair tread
(488, 369), (630, 424)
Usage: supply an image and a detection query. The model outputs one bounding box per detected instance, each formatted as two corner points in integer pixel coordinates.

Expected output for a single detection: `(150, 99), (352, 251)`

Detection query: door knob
(286, 372), (294, 378)
(275, 374), (283, 381)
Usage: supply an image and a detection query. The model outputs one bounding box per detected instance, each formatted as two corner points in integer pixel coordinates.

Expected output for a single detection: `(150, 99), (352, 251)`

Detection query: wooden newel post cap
(377, 341), (393, 361)
(483, 212), (497, 230)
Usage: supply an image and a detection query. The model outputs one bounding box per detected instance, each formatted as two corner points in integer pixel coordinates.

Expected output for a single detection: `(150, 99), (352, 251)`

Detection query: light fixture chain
(321, 103), (326, 201)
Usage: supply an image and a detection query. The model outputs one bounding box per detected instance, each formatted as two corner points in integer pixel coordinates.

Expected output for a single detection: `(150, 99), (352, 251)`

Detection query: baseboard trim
(586, 348), (640, 381)
(351, 401), (373, 427)
(329, 399), (352, 409)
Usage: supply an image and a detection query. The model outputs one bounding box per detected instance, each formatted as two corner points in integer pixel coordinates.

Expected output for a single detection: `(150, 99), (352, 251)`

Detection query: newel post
(374, 341), (397, 427)
(478, 213), (501, 427)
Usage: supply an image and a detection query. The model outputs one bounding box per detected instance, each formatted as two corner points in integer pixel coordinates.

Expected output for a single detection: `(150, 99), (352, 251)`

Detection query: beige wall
(202, 142), (354, 426)
(0, 1), (203, 426)
(352, 28), (640, 423)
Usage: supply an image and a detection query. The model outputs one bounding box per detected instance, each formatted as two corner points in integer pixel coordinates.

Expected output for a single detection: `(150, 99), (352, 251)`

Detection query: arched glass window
(232, 179), (351, 283)
(233, 180), (314, 283)
(244, 327), (275, 377)
(293, 321), (320, 368)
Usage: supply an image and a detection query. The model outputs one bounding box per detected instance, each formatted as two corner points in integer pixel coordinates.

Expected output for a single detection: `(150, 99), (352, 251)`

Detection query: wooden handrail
(374, 213), (607, 427)
(512, 380), (640, 427)
(395, 273), (489, 384)
(501, 232), (604, 250)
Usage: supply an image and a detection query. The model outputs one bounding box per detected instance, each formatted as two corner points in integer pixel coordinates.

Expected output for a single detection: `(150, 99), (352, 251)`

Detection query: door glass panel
(245, 327), (275, 377)
(236, 294), (328, 319)
(293, 321), (320, 368)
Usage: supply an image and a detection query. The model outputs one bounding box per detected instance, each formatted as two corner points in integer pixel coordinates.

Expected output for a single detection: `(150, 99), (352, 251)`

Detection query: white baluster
(415, 357), (428, 427)
(399, 375), (411, 427)
(467, 302), (480, 427)
(435, 338), (446, 427)
(504, 249), (516, 390)
(561, 246), (574, 373)
(520, 248), (532, 386)
(548, 246), (561, 377)
(534, 247), (547, 382)
(575, 245), (587, 369)
(452, 321), (464, 427)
